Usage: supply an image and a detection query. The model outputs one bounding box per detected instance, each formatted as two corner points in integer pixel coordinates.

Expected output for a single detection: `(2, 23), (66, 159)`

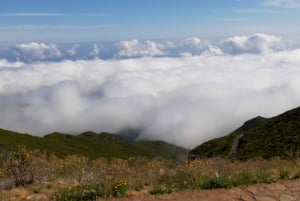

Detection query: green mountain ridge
(0, 129), (188, 160)
(190, 106), (300, 160)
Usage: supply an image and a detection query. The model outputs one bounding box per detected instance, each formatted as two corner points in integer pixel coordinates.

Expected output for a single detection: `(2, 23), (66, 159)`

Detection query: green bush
(54, 183), (107, 201)
(150, 186), (172, 195)
(201, 174), (232, 189)
(112, 180), (129, 198)
(233, 172), (255, 186)
(54, 180), (129, 200)
(170, 174), (191, 190)
(279, 170), (290, 179)
(255, 170), (274, 184)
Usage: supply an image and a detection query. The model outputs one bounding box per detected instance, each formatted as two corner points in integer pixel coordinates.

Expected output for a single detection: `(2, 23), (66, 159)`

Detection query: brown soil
(108, 179), (300, 201)
(1, 179), (300, 200)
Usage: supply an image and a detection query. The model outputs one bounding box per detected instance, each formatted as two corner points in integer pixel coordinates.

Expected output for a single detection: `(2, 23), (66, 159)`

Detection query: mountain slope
(0, 129), (188, 160)
(133, 140), (188, 160)
(190, 107), (300, 160)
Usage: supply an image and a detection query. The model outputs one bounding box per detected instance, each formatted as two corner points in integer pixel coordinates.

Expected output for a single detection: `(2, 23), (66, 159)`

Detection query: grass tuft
(1, 147), (300, 200)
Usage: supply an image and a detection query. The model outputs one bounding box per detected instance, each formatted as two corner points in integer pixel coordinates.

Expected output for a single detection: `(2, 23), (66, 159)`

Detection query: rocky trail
(109, 179), (300, 201)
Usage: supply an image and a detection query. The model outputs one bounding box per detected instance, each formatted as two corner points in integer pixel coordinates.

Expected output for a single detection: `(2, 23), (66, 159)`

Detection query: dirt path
(108, 179), (300, 201)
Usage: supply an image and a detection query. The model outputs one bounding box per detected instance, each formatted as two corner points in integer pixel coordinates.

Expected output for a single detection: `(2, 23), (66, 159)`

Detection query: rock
(159, 168), (166, 176)
(25, 194), (47, 201)
(279, 194), (297, 201)
(247, 186), (258, 194)
(254, 196), (276, 201)
(240, 194), (255, 201)
(270, 183), (286, 191)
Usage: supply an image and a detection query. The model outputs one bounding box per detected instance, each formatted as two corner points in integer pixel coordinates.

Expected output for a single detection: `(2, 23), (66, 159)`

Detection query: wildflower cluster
(112, 179), (128, 197)
(1, 147), (300, 200)
(53, 155), (89, 181)
(54, 183), (106, 201)
(3, 146), (49, 186)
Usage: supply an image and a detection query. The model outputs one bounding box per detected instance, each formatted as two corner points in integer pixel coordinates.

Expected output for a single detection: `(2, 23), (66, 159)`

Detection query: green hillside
(190, 107), (300, 161)
(133, 140), (188, 160)
(0, 129), (188, 160)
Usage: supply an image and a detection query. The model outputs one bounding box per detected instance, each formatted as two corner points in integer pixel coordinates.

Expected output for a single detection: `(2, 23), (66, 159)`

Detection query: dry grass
(1, 147), (300, 200)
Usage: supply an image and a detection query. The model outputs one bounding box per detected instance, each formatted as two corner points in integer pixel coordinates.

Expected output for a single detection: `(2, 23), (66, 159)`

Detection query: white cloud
(89, 43), (101, 58)
(236, 8), (284, 14)
(202, 45), (224, 56)
(263, 0), (300, 8)
(115, 39), (165, 58)
(0, 48), (300, 148)
(220, 33), (286, 54)
(15, 42), (62, 62)
(0, 13), (71, 17)
(0, 59), (23, 68)
(182, 37), (203, 49)
(179, 37), (222, 56)
(67, 44), (79, 56)
(115, 38), (220, 58)
(0, 34), (292, 63)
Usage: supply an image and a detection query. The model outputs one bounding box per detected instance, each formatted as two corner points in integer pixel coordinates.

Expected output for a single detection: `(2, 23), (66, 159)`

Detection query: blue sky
(0, 0), (299, 44)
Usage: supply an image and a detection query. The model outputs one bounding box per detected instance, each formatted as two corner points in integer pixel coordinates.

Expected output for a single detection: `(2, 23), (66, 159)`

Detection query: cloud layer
(0, 33), (290, 63)
(0, 42), (300, 147)
(15, 42), (62, 62)
(115, 39), (165, 58)
(263, 0), (300, 8)
(220, 33), (286, 54)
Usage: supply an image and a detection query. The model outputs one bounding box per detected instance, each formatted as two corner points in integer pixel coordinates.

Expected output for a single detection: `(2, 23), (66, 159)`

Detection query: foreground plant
(54, 183), (107, 201)
(3, 146), (49, 186)
(1, 147), (300, 200)
(54, 180), (129, 200)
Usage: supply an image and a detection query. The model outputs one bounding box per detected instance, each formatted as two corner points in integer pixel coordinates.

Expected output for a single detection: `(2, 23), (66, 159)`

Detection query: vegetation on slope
(191, 107), (300, 160)
(0, 129), (188, 160)
(133, 140), (188, 160)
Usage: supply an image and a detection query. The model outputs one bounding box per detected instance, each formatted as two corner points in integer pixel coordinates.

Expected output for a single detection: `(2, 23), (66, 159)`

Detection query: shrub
(150, 186), (172, 195)
(169, 174), (191, 190)
(279, 170), (290, 179)
(4, 146), (40, 186)
(112, 180), (129, 198)
(232, 172), (255, 186)
(255, 170), (274, 184)
(54, 183), (107, 201)
(201, 174), (232, 189)
(54, 180), (129, 201)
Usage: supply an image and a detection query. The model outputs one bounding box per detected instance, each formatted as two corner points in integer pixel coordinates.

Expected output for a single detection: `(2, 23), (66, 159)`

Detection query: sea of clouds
(0, 33), (300, 148)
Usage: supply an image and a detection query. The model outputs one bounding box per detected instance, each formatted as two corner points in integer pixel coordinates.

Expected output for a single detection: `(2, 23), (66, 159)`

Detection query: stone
(25, 194), (47, 201)
(240, 194), (255, 201)
(279, 194), (297, 201)
(270, 183), (286, 191)
(247, 186), (258, 194)
(254, 196), (276, 201)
